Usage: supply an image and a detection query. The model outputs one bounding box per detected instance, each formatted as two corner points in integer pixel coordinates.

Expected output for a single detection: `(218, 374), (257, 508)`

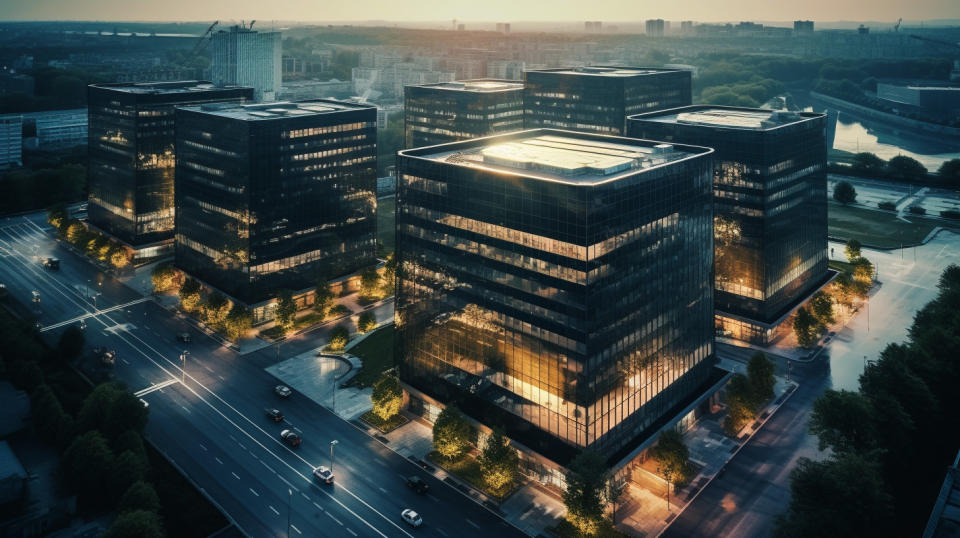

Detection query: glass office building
(174, 100), (377, 309)
(523, 67), (692, 136)
(404, 79), (524, 148)
(87, 81), (253, 247)
(396, 129), (716, 459)
(628, 106), (829, 344)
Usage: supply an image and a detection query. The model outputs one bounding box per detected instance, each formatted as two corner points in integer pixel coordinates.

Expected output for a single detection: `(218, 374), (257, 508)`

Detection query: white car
(401, 509), (422, 528)
(274, 385), (292, 398)
(313, 466), (334, 484)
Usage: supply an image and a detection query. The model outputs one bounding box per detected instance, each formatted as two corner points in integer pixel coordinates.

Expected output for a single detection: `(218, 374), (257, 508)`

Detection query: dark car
(406, 476), (429, 494)
(43, 258), (60, 270)
(280, 429), (301, 447)
(177, 332), (191, 343)
(265, 408), (284, 422)
(274, 385), (292, 398)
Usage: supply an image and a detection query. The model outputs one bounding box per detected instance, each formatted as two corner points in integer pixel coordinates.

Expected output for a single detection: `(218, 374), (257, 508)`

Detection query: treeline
(833, 152), (960, 188)
(0, 66), (108, 113)
(0, 164), (86, 215)
(776, 265), (960, 537)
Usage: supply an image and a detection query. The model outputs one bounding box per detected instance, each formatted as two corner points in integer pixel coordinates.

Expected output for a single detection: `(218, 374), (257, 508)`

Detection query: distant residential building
(278, 79), (352, 101)
(877, 82), (960, 117)
(211, 26), (282, 102)
(794, 20), (815, 35)
(352, 65), (456, 101)
(87, 81), (254, 249)
(404, 79), (524, 148)
(858, 25), (870, 35)
(21, 108), (87, 150)
(523, 66), (692, 135)
(396, 129), (719, 460)
(628, 106), (831, 344)
(584, 21), (603, 33)
(0, 115), (22, 169)
(680, 21), (695, 34)
(174, 100), (377, 322)
(0, 72), (35, 95)
(486, 60), (525, 81)
(646, 19), (666, 37)
(496, 23), (511, 34)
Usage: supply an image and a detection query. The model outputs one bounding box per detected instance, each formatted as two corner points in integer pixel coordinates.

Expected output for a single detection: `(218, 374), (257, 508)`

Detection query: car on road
(274, 385), (292, 398)
(177, 332), (191, 343)
(406, 476), (429, 494)
(92, 346), (116, 366)
(43, 258), (60, 270)
(313, 466), (334, 484)
(401, 509), (422, 528)
(280, 429), (301, 447)
(265, 408), (284, 422)
(0, 283), (7, 298)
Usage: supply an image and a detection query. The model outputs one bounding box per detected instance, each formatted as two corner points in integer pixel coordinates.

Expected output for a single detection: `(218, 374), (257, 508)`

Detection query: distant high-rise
(585, 21), (602, 33)
(174, 100), (377, 321)
(496, 23), (511, 34)
(0, 114), (22, 169)
(793, 20), (815, 35)
(680, 21), (695, 34)
(646, 19), (666, 37)
(523, 66), (692, 135)
(628, 106), (830, 344)
(87, 81), (253, 250)
(211, 26), (282, 102)
(404, 79), (524, 148)
(396, 129), (717, 459)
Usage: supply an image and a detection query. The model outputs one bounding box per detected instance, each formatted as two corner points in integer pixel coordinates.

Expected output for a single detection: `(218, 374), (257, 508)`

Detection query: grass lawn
(829, 203), (937, 248)
(258, 310), (339, 341)
(549, 520), (630, 538)
(360, 410), (408, 433)
(427, 451), (515, 499)
(829, 259), (856, 274)
(345, 325), (394, 388)
(378, 196), (396, 255)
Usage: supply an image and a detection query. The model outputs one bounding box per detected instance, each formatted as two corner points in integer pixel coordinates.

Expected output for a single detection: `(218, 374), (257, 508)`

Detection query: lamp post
(180, 350), (189, 384)
(286, 488), (292, 538)
(330, 440), (338, 474)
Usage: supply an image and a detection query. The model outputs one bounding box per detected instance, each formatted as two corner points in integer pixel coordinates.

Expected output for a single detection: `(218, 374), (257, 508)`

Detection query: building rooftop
(181, 99), (373, 120)
(413, 79), (524, 93)
(528, 66), (684, 77)
(402, 130), (710, 185)
(635, 106), (823, 131)
(91, 80), (251, 95)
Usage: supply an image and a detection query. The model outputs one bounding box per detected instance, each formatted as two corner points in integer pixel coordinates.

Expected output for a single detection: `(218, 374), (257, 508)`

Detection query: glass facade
(628, 106), (829, 334)
(404, 79), (524, 148)
(395, 130), (716, 459)
(523, 67), (692, 136)
(174, 100), (378, 306)
(87, 81), (253, 246)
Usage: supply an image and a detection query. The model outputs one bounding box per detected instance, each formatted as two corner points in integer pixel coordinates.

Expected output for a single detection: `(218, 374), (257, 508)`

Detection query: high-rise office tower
(87, 81), (253, 250)
(404, 79), (524, 148)
(174, 100), (377, 322)
(211, 26), (282, 102)
(0, 114), (22, 169)
(628, 106), (830, 344)
(396, 129), (717, 459)
(646, 19), (666, 37)
(793, 20), (814, 35)
(523, 67), (692, 136)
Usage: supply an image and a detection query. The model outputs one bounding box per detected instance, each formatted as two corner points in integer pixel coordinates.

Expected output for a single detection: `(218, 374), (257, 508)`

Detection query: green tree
(224, 304), (252, 341)
(852, 257), (874, 296)
(357, 311), (376, 333)
(886, 155), (927, 181)
(77, 382), (121, 433)
(809, 390), (876, 453)
(793, 306), (820, 348)
(274, 290), (297, 330)
(850, 152), (886, 176)
(381, 253), (397, 296)
(313, 279), (333, 317)
(117, 480), (161, 514)
(724, 373), (758, 435)
(104, 391), (150, 439)
(937, 159), (960, 185)
(562, 450), (608, 536)
(832, 272), (855, 310)
(109, 246), (130, 269)
(432, 406), (471, 460)
(57, 324), (85, 360)
(47, 205), (67, 229)
(844, 239), (862, 262)
(31, 384), (74, 447)
(178, 278), (203, 312)
(775, 454), (892, 538)
(327, 325), (350, 351)
(360, 267), (381, 298)
(108, 449), (149, 497)
(101, 509), (165, 538)
(833, 180), (857, 204)
(65, 220), (86, 243)
(747, 352), (776, 403)
(202, 292), (231, 327)
(809, 290), (835, 327)
(371, 374), (403, 422)
(651, 429), (691, 507)
(478, 429), (519, 492)
(150, 264), (181, 293)
(61, 430), (114, 507)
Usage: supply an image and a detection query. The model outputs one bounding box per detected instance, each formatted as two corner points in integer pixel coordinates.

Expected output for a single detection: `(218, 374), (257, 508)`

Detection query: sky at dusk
(2, 0), (959, 24)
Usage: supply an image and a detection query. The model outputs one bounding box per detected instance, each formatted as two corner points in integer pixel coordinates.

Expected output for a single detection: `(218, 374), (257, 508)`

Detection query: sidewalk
(615, 375), (798, 537)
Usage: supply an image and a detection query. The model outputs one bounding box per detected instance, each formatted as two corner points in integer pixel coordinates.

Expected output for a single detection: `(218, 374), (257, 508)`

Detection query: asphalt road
(0, 213), (525, 538)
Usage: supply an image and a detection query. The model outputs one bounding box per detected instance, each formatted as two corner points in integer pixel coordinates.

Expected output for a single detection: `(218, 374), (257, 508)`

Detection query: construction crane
(249, 20), (256, 30)
(894, 18), (902, 32)
(191, 20), (219, 55)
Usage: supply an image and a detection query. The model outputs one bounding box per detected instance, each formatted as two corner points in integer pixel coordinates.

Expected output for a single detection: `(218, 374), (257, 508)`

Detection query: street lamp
(287, 488), (292, 538)
(329, 440), (338, 474)
(180, 350), (190, 384)
(92, 292), (101, 310)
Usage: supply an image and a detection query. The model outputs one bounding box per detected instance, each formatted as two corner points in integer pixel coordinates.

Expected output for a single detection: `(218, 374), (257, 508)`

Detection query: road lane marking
(199, 443), (207, 451)
(180, 405), (190, 414)
(261, 460), (274, 473)
(269, 505), (279, 515)
(249, 488), (259, 497)
(301, 492), (310, 501)
(218, 375), (226, 381)
(121, 359), (130, 365)
(313, 502), (324, 511)
(465, 519), (479, 529)
(436, 530), (448, 537)
(239, 442), (246, 450)
(346, 529), (357, 536)
(232, 472), (240, 480)
(134, 378), (179, 397)
(378, 487), (387, 493)
(215, 457), (223, 465)
(428, 494), (439, 502)
(291, 525), (303, 534)
(326, 512), (343, 525)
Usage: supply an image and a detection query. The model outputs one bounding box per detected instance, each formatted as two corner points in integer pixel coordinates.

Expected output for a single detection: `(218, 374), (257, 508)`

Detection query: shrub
(833, 181), (857, 204)
(432, 406), (471, 460)
(328, 325), (350, 351)
(908, 205), (926, 215)
(878, 201), (897, 211)
(941, 210), (960, 220)
(371, 374), (403, 421)
(357, 311), (376, 333)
